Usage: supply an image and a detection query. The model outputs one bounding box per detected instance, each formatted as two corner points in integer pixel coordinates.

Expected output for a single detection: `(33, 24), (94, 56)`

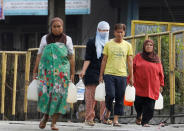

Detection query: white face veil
(95, 21), (110, 59)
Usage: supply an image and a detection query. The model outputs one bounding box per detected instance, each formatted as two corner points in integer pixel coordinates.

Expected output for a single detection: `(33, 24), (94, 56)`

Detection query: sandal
(39, 121), (47, 129)
(113, 122), (121, 127)
(51, 124), (59, 130)
(85, 120), (95, 126)
(159, 122), (165, 127)
(51, 114), (59, 130)
(39, 115), (49, 129)
(142, 124), (150, 127)
(102, 118), (113, 125)
(136, 118), (141, 125)
(102, 110), (112, 125)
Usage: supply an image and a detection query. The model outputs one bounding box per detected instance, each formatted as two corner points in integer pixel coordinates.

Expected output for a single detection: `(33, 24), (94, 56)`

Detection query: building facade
(0, 0), (183, 51)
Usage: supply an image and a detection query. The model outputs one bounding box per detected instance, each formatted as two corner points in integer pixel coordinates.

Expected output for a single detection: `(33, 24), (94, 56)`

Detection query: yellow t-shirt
(103, 39), (133, 76)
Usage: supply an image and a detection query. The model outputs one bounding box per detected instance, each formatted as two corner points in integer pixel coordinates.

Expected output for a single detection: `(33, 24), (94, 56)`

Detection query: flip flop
(85, 120), (95, 126)
(142, 124), (150, 127)
(102, 110), (112, 125)
(102, 119), (113, 125)
(113, 122), (121, 127)
(51, 124), (59, 130)
(39, 115), (49, 129)
(159, 122), (165, 127)
(39, 120), (47, 129)
(136, 118), (141, 125)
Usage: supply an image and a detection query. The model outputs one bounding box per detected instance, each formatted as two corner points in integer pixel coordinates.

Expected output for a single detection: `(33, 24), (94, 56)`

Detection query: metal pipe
(172, 30), (184, 35)
(0, 51), (27, 54)
(148, 31), (170, 37)
(158, 36), (162, 59)
(24, 51), (31, 120)
(73, 45), (86, 48)
(12, 54), (18, 119)
(1, 52), (7, 120)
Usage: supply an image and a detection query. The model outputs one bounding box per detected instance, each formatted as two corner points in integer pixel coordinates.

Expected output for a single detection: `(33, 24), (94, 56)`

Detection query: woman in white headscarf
(80, 21), (110, 126)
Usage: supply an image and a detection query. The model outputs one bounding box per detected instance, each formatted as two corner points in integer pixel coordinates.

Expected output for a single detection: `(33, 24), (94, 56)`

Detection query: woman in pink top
(133, 39), (164, 127)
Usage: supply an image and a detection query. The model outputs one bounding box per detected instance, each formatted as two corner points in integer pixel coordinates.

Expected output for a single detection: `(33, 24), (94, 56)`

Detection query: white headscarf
(95, 21), (110, 59)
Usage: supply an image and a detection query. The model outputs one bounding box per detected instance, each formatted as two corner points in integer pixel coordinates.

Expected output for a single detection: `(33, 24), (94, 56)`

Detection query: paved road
(0, 121), (184, 131)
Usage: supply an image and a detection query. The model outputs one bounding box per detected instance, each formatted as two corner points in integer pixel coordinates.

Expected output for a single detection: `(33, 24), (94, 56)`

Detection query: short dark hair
(114, 23), (126, 31)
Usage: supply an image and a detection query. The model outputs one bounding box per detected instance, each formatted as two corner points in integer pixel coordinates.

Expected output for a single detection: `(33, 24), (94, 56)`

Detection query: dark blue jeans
(104, 74), (127, 116)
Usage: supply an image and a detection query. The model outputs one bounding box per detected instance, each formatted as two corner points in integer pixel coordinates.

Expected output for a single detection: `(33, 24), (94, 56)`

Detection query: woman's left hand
(70, 74), (75, 83)
(160, 86), (163, 93)
(33, 73), (38, 79)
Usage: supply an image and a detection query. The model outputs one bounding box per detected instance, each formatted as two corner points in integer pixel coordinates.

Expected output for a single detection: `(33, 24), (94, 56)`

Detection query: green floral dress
(37, 42), (70, 116)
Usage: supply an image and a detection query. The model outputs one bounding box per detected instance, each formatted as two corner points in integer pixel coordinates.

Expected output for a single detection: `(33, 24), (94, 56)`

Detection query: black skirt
(83, 70), (100, 86)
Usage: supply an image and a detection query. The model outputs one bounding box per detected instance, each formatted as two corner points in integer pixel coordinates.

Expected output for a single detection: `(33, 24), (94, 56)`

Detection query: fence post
(157, 35), (162, 59)
(131, 21), (135, 36)
(70, 48), (76, 121)
(24, 51), (31, 120)
(12, 54), (18, 120)
(131, 37), (136, 56)
(169, 32), (175, 124)
(145, 34), (148, 40)
(1, 52), (7, 120)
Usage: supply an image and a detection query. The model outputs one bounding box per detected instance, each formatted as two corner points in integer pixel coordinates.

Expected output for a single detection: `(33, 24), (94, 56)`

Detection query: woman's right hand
(99, 75), (103, 83)
(79, 70), (85, 78)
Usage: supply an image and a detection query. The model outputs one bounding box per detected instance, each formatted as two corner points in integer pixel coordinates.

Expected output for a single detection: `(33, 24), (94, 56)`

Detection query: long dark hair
(141, 39), (160, 63)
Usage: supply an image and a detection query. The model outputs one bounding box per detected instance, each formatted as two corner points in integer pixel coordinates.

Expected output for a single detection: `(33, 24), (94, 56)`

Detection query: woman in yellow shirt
(99, 23), (133, 126)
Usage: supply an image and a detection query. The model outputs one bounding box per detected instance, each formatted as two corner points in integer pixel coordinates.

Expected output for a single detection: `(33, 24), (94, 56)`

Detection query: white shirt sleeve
(37, 35), (47, 54)
(66, 36), (74, 55)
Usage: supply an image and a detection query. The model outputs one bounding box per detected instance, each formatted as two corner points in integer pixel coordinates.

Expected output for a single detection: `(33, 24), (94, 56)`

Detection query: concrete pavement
(0, 121), (184, 131)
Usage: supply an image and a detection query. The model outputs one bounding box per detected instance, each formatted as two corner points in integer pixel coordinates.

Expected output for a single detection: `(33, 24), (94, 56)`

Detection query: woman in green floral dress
(33, 17), (75, 130)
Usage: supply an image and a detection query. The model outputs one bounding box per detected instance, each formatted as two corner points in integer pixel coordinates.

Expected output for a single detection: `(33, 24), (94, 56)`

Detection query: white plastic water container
(67, 81), (77, 103)
(124, 85), (136, 102)
(27, 79), (39, 101)
(76, 78), (85, 100)
(95, 82), (106, 101)
(154, 93), (164, 110)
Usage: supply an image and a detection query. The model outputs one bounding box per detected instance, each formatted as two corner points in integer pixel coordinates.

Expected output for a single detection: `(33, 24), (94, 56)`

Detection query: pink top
(133, 53), (164, 100)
